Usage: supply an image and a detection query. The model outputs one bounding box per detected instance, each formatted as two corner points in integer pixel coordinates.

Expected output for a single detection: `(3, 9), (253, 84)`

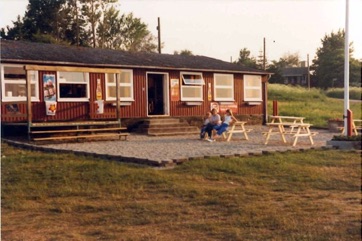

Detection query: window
(180, 72), (204, 101)
(214, 74), (234, 101)
(244, 75), (262, 101)
(58, 71), (89, 101)
(1, 65), (39, 102)
(106, 69), (134, 101)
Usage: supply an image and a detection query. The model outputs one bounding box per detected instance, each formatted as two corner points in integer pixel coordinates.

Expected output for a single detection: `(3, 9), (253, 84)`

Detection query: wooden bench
(222, 121), (252, 141)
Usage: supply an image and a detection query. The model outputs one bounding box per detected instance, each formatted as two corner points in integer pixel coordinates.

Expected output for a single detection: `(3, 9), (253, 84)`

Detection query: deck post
(347, 109), (353, 137)
(26, 69), (33, 140)
(116, 73), (121, 124)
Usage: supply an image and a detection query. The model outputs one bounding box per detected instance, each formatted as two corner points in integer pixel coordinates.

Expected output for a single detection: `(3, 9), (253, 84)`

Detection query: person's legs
(205, 123), (214, 139)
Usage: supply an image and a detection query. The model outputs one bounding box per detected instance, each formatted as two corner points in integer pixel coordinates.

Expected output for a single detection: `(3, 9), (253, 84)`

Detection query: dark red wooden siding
(1, 67), (266, 123)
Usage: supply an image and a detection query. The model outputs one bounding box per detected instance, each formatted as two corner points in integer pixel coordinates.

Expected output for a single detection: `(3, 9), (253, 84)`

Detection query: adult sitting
(204, 108), (221, 141)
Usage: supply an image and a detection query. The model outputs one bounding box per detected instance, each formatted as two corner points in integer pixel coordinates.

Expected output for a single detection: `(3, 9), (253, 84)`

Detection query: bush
(268, 84), (326, 101)
(325, 87), (362, 100)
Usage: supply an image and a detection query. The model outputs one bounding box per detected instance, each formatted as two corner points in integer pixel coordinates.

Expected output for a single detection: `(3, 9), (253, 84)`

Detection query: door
(147, 73), (169, 116)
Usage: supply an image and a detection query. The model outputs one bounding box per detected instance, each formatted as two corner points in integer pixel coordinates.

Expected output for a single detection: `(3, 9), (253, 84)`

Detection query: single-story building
(1, 40), (271, 136)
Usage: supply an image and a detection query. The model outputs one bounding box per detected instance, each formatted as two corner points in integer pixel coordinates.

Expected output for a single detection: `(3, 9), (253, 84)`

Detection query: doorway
(147, 73), (169, 116)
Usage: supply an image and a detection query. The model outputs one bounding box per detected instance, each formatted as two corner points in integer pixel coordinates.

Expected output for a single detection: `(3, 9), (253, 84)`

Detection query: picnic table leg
(292, 127), (301, 147)
(278, 124), (287, 143)
(242, 124), (249, 140)
(226, 125), (235, 142)
(307, 127), (314, 145)
(264, 127), (273, 145)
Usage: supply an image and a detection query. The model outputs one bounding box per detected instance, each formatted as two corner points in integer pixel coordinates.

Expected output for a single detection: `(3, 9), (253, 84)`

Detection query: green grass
(268, 84), (362, 127)
(2, 143), (361, 241)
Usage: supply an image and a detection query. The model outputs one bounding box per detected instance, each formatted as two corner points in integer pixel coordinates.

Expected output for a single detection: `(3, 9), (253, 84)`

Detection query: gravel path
(35, 125), (336, 167)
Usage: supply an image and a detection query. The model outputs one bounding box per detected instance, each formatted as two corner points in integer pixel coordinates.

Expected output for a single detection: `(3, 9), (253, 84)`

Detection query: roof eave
(1, 58), (271, 75)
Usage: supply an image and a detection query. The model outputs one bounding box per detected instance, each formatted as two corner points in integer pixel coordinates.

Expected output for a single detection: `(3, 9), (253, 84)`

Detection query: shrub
(325, 87), (362, 100)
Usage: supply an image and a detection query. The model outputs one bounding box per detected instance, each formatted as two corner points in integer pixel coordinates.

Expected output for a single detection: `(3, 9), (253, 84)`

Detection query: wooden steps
(29, 121), (129, 142)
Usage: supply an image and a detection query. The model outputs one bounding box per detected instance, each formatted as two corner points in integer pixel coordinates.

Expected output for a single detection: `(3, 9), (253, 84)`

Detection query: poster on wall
(170, 79), (180, 101)
(210, 102), (220, 112)
(219, 102), (238, 114)
(211, 102), (238, 114)
(43, 74), (56, 101)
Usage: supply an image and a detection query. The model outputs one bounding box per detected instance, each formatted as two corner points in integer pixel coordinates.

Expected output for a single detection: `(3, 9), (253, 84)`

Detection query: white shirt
(223, 115), (232, 125)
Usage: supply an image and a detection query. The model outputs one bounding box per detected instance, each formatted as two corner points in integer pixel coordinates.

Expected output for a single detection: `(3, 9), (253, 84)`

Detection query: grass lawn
(1, 143), (361, 241)
(267, 84), (362, 128)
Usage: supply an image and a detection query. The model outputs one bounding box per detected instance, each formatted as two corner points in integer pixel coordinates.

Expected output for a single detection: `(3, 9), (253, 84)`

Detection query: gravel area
(24, 125), (336, 167)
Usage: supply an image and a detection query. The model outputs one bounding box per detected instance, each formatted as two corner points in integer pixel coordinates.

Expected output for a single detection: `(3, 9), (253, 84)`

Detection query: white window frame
(180, 72), (204, 101)
(1, 64), (39, 102)
(57, 71), (90, 102)
(105, 69), (134, 101)
(213, 73), (234, 101)
(244, 75), (262, 101)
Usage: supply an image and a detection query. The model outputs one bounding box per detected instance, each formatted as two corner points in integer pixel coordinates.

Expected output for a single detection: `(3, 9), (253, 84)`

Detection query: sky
(1, 0), (361, 63)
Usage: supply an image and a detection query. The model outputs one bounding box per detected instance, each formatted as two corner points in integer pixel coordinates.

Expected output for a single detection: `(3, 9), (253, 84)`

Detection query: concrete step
(147, 126), (199, 134)
(136, 117), (200, 136)
(148, 130), (200, 136)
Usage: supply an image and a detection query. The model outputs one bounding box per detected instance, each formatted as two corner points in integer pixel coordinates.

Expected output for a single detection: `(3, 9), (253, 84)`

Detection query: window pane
(120, 72), (131, 83)
(59, 83), (87, 98)
(4, 66), (26, 79)
(107, 73), (116, 84)
(245, 75), (261, 87)
(215, 89), (233, 98)
(245, 89), (261, 99)
(182, 73), (205, 85)
(5, 83), (26, 97)
(215, 75), (233, 86)
(120, 86), (131, 98)
(59, 72), (87, 82)
(182, 86), (202, 98)
(107, 86), (116, 98)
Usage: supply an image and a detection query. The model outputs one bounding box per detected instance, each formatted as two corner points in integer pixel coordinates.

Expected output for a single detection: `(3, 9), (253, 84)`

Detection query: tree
(1, 0), (158, 52)
(267, 52), (300, 84)
(311, 29), (360, 88)
(234, 48), (258, 69)
(117, 13), (157, 52)
(174, 49), (193, 56)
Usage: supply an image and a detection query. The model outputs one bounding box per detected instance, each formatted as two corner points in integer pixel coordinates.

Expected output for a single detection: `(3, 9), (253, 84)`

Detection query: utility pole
(263, 37), (266, 70)
(307, 54), (310, 90)
(343, 0), (350, 136)
(157, 17), (161, 54)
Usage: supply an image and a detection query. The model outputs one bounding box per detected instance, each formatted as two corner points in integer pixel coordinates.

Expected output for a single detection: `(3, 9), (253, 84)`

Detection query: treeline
(0, 0), (157, 52)
(234, 30), (361, 89)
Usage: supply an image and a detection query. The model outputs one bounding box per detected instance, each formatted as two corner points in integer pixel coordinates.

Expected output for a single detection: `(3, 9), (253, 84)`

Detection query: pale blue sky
(1, 0), (361, 62)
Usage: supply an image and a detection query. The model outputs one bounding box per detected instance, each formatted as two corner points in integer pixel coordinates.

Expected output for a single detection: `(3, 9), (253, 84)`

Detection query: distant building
(282, 61), (310, 86)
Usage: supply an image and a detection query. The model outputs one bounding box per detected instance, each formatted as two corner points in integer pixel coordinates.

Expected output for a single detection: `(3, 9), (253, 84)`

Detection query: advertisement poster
(43, 74), (56, 101)
(219, 102), (238, 114)
(170, 79), (180, 101)
(211, 102), (238, 114)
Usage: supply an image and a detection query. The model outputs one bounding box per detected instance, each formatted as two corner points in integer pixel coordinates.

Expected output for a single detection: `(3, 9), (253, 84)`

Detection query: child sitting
(208, 109), (238, 141)
(200, 111), (211, 139)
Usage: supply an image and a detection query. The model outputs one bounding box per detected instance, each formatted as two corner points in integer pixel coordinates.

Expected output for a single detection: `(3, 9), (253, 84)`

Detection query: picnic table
(340, 119), (362, 136)
(263, 116), (318, 146)
(222, 121), (252, 142)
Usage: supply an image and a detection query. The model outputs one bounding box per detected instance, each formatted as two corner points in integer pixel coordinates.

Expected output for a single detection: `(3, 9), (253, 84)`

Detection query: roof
(0, 40), (269, 75)
(282, 67), (309, 76)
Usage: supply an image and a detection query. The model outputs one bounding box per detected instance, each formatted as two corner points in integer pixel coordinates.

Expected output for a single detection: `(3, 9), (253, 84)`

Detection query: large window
(180, 72), (204, 101)
(1, 65), (39, 102)
(106, 69), (134, 101)
(214, 74), (234, 101)
(57, 71), (89, 101)
(244, 75), (262, 101)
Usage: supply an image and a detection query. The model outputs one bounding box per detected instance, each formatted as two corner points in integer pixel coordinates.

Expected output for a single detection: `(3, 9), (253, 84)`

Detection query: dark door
(147, 74), (164, 115)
